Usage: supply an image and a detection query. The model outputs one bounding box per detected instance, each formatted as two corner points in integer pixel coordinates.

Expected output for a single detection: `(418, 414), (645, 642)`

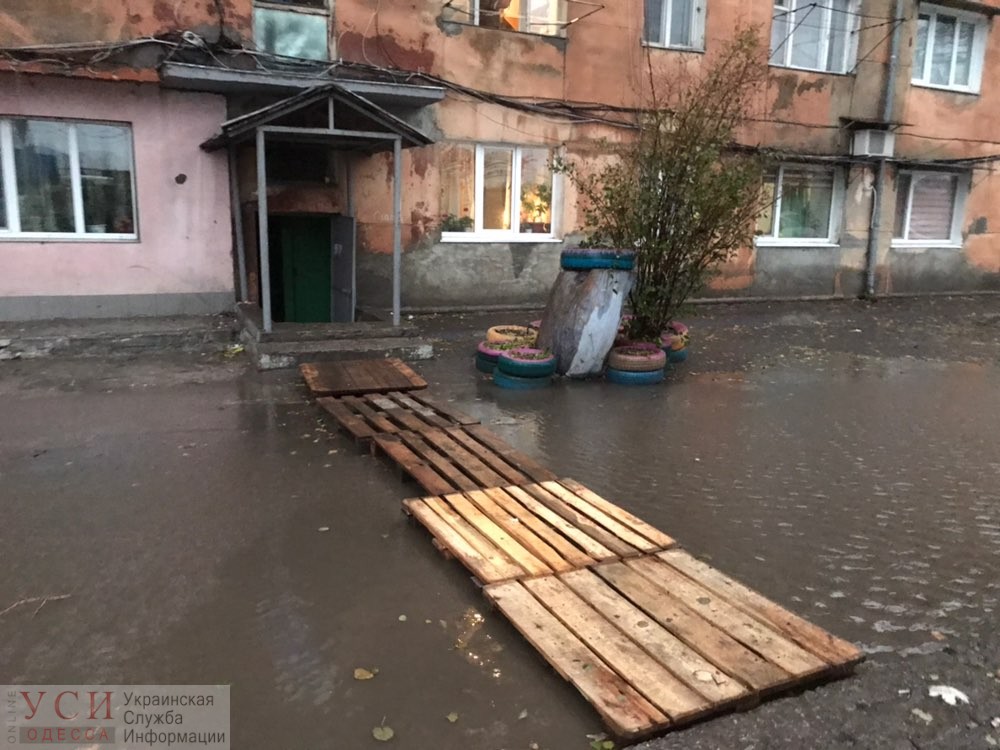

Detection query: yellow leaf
(354, 668), (377, 680)
(446, 712), (459, 723)
(372, 725), (394, 741)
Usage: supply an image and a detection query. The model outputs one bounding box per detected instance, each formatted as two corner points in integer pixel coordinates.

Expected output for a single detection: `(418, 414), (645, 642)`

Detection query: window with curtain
(442, 0), (566, 36)
(644, 0), (706, 49)
(893, 171), (964, 244)
(439, 143), (557, 239)
(756, 165), (840, 242)
(912, 5), (987, 93)
(0, 118), (137, 239)
(254, 0), (330, 60)
(770, 0), (858, 73)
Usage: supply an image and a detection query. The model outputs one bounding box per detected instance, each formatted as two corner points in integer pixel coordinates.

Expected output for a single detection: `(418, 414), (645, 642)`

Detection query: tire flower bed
(494, 347), (555, 389)
(606, 341), (665, 386)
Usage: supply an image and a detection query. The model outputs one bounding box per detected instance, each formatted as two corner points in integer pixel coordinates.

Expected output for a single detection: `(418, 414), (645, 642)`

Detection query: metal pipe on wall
(256, 128), (273, 333)
(228, 146), (248, 302)
(392, 137), (402, 327)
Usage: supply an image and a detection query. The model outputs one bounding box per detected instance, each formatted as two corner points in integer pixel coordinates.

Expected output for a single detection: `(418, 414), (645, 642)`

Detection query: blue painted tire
(606, 366), (664, 385)
(497, 351), (557, 378)
(476, 352), (497, 373)
(667, 348), (689, 364)
(561, 256), (635, 271)
(492, 368), (552, 390)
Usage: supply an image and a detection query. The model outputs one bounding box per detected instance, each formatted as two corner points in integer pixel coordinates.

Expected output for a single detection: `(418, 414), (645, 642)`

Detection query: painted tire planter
(486, 325), (536, 345)
(607, 343), (667, 372)
(477, 339), (525, 359)
(497, 348), (557, 378)
(667, 347), (689, 363)
(475, 352), (497, 373)
(606, 367), (665, 385)
(493, 368), (553, 390)
(561, 255), (636, 271)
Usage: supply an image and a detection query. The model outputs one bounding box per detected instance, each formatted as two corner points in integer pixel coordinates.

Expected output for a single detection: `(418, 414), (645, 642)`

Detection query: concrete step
(245, 334), (435, 370)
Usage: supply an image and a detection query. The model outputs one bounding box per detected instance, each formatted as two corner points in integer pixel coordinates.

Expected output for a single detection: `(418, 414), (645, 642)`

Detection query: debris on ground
(928, 685), (970, 706)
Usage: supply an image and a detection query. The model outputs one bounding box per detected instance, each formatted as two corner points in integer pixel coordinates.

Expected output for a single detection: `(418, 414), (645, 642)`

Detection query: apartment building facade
(0, 0), (996, 321)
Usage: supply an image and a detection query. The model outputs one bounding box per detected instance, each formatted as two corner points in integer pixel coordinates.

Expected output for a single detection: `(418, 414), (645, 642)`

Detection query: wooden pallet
(316, 391), (479, 442)
(300, 358), (428, 397)
(403, 479), (676, 583)
(378, 428), (558, 496)
(484, 549), (863, 740)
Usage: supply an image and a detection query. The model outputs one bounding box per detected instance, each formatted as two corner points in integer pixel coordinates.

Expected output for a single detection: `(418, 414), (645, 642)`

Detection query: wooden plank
(387, 392), (453, 428)
(524, 576), (709, 721)
(372, 435), (456, 495)
(445, 428), (528, 485)
(464, 490), (574, 573)
(482, 488), (594, 568)
(596, 561), (789, 691)
(316, 396), (375, 440)
(351, 359), (383, 393)
(397, 431), (480, 492)
(541, 481), (658, 554)
(419, 429), (508, 488)
(381, 406), (434, 433)
(404, 498), (507, 583)
(520, 483), (637, 559)
(442, 492), (552, 577)
(341, 395), (399, 434)
(558, 478), (677, 550)
(463, 424), (557, 482)
(387, 357), (428, 390)
(655, 550), (863, 668)
(485, 580), (669, 739)
(559, 569), (748, 705)
(503, 485), (619, 562)
(409, 392), (480, 425)
(626, 556), (827, 678)
(421, 497), (525, 581)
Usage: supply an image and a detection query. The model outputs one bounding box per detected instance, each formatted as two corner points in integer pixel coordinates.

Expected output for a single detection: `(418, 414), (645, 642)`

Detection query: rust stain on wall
(338, 29), (436, 71)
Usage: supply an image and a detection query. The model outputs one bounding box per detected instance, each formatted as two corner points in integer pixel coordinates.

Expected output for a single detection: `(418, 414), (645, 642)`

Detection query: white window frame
(643, 0), (706, 51)
(448, 0), (566, 37)
(0, 118), (138, 242)
(769, 0), (860, 74)
(891, 170), (968, 248)
(441, 143), (562, 244)
(754, 164), (845, 247)
(253, 0), (333, 60)
(911, 4), (987, 94)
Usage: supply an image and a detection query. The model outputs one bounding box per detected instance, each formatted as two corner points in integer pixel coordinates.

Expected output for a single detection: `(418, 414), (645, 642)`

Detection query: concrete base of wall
(0, 292), (235, 321)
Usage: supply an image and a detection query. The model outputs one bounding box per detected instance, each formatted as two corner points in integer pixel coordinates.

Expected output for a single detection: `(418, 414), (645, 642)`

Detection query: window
(0, 118), (137, 240)
(912, 5), (987, 93)
(254, 0), (330, 60)
(440, 143), (558, 240)
(756, 165), (841, 243)
(893, 171), (966, 245)
(770, 0), (858, 73)
(442, 0), (565, 37)
(644, 0), (705, 49)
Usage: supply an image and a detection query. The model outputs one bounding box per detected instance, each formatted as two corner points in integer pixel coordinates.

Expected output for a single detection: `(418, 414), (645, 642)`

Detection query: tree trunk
(537, 269), (633, 378)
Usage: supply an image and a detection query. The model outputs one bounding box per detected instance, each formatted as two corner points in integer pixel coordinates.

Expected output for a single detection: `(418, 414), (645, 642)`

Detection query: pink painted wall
(0, 74), (233, 299)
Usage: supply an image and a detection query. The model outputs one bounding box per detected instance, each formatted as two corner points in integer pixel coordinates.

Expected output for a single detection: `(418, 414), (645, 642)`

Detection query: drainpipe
(865, 0), (907, 298)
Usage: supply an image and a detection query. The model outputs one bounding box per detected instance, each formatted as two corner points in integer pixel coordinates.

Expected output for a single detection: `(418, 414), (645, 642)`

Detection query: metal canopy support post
(256, 128), (273, 333)
(228, 145), (248, 302)
(392, 136), (402, 328)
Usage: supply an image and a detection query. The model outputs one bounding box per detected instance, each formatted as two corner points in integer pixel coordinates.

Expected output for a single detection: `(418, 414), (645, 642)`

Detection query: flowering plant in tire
(555, 28), (772, 342)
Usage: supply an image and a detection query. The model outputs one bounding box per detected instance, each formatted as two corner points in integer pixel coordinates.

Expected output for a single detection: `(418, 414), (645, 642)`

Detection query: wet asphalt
(1, 296), (999, 750)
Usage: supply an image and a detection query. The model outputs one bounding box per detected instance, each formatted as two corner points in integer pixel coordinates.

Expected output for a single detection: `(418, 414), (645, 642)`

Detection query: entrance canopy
(201, 83), (434, 331)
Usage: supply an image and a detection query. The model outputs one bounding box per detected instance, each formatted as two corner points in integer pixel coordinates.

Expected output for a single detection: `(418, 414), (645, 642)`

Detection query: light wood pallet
(485, 549), (864, 740)
(300, 358), (428, 397)
(403, 479), (676, 583)
(316, 391), (478, 443)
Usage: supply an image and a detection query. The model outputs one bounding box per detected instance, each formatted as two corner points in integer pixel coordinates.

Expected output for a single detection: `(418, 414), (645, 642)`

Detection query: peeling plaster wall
(0, 74), (233, 319)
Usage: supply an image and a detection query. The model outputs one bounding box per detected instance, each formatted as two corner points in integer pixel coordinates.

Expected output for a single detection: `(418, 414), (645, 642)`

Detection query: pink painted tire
(607, 343), (667, 372)
(477, 339), (525, 359)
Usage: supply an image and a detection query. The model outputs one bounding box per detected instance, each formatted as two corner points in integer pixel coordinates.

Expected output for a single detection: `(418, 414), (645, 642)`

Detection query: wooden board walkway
(484, 549), (863, 740)
(403, 479), (676, 583)
(300, 358), (428, 397)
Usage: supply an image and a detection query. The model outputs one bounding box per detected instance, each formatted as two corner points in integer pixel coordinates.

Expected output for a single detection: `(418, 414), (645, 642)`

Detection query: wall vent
(852, 129), (895, 158)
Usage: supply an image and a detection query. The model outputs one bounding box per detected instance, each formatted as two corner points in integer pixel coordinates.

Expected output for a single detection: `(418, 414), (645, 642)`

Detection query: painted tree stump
(537, 269), (633, 378)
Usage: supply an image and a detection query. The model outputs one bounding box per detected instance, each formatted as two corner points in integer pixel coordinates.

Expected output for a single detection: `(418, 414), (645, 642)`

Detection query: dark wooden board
(301, 358), (427, 397)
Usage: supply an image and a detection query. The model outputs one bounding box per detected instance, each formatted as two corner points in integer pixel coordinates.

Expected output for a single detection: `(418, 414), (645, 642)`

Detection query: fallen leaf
(372, 725), (394, 741)
(929, 685), (970, 706)
(446, 712), (459, 723)
(354, 668), (377, 681)
(518, 709), (529, 720)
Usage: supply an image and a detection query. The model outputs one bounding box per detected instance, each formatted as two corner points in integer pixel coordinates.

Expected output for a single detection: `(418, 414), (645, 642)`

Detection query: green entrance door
(279, 216), (331, 323)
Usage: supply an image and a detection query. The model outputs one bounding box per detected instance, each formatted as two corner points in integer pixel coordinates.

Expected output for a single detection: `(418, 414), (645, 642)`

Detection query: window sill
(441, 232), (563, 244)
(891, 240), (962, 250)
(910, 81), (980, 96)
(0, 233), (139, 243)
(641, 41), (704, 53)
(754, 238), (840, 248)
(437, 19), (566, 40)
(768, 63), (851, 77)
